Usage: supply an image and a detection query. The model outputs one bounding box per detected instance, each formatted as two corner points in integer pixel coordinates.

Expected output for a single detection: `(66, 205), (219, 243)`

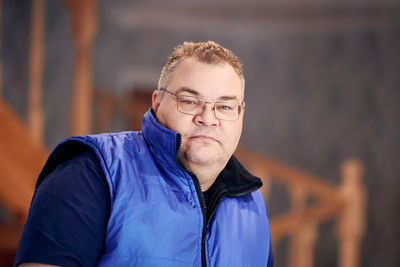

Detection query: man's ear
(152, 90), (161, 113)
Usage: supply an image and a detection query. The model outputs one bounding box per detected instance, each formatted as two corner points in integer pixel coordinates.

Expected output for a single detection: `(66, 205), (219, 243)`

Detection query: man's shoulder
(65, 131), (144, 153)
(75, 131), (143, 144)
(37, 131), (145, 186)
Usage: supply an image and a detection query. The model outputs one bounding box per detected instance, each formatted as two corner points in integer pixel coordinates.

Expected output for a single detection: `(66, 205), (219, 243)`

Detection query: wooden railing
(235, 147), (366, 267)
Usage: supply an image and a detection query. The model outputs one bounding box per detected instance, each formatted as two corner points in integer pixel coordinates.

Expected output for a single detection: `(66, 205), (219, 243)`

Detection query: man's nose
(194, 103), (219, 126)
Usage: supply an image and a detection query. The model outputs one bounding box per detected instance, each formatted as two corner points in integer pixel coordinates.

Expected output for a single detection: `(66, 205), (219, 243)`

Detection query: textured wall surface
(1, 0), (399, 266)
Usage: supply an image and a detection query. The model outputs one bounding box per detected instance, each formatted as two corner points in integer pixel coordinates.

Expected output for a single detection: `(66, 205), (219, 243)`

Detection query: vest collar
(141, 108), (182, 172)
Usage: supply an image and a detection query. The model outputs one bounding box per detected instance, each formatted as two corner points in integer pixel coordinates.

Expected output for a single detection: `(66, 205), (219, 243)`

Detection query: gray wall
(2, 0), (399, 266)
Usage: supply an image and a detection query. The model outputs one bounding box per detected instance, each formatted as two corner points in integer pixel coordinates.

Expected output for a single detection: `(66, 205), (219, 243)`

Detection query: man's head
(152, 41), (245, 188)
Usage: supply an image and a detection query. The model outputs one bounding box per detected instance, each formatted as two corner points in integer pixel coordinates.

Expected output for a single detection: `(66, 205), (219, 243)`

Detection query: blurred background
(1, 0), (399, 266)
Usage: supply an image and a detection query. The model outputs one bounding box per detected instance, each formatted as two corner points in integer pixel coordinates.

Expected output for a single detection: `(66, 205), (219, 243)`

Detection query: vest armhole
(36, 140), (95, 188)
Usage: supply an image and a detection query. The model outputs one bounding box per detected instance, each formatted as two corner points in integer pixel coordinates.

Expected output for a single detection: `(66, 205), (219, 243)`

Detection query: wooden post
(288, 186), (318, 267)
(0, 0), (3, 97)
(64, 0), (97, 136)
(28, 0), (45, 144)
(337, 159), (366, 267)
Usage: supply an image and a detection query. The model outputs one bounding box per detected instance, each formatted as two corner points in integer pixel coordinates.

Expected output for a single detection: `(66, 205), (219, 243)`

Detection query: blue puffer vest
(39, 109), (272, 267)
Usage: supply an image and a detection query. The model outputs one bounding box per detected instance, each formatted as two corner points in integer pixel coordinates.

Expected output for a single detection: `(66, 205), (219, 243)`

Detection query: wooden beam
(0, 0), (3, 97)
(270, 199), (344, 243)
(288, 186), (318, 267)
(64, 0), (97, 136)
(337, 159), (366, 267)
(28, 0), (45, 144)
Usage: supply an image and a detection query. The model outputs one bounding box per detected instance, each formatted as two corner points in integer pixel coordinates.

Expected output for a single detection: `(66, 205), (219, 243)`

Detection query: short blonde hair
(158, 41), (245, 92)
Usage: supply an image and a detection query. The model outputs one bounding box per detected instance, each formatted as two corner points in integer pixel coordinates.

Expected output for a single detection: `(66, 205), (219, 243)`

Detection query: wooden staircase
(0, 98), (48, 265)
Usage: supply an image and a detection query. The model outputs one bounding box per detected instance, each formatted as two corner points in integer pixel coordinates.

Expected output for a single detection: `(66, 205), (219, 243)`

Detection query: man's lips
(190, 135), (219, 143)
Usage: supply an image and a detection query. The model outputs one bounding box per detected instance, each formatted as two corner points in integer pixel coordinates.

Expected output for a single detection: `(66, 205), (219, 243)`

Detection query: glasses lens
(215, 101), (240, 120)
(177, 95), (203, 114)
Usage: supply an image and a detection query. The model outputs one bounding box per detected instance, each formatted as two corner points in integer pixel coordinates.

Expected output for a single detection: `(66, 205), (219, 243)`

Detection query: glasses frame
(159, 88), (245, 121)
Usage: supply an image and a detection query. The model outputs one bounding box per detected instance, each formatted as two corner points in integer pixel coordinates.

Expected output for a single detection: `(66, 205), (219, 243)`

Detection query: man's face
(152, 58), (244, 170)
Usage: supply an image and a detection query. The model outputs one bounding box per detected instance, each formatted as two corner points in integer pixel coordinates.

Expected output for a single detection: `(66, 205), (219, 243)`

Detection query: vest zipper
(176, 134), (208, 267)
(191, 173), (208, 267)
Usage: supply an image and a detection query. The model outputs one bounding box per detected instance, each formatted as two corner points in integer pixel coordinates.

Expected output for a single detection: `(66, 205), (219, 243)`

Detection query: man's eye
(180, 99), (197, 105)
(218, 104), (233, 111)
(220, 105), (231, 110)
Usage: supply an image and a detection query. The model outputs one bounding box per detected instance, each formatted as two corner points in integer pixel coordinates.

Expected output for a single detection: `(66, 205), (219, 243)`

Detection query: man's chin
(183, 148), (226, 166)
(191, 152), (213, 162)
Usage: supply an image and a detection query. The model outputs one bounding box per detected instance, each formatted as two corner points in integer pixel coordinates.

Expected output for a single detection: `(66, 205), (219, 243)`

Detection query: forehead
(168, 58), (243, 100)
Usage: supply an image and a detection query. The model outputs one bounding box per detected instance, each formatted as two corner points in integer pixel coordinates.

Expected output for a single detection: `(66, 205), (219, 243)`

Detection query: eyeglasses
(159, 88), (245, 121)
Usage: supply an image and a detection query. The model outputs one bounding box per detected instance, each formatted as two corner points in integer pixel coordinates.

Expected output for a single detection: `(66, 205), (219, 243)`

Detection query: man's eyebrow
(175, 87), (199, 96)
(176, 87), (240, 101)
(218, 95), (240, 101)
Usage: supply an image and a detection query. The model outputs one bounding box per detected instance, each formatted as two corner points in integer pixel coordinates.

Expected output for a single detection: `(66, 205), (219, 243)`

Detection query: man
(15, 41), (274, 267)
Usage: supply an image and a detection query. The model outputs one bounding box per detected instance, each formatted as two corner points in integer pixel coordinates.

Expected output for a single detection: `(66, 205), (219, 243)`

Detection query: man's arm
(14, 150), (111, 267)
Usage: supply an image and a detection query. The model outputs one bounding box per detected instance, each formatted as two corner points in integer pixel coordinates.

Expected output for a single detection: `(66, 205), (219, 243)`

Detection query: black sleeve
(14, 150), (111, 267)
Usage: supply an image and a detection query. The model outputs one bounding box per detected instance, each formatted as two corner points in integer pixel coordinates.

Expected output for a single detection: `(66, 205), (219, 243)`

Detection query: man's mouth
(190, 135), (219, 143)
